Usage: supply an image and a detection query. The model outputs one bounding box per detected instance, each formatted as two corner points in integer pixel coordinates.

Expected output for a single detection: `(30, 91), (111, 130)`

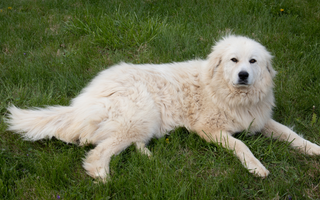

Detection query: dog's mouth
(238, 80), (248, 85)
(233, 81), (250, 88)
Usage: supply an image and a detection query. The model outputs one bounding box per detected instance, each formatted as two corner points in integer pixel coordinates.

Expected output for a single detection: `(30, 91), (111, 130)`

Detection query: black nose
(238, 71), (249, 80)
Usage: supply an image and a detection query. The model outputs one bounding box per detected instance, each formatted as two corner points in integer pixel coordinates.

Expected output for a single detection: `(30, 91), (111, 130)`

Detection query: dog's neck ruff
(215, 85), (274, 108)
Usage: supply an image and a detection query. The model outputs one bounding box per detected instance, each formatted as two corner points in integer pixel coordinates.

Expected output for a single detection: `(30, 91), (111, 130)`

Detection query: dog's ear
(206, 48), (222, 80)
(266, 60), (277, 78)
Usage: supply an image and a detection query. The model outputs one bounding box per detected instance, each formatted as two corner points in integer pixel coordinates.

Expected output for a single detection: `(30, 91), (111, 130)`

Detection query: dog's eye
(231, 58), (238, 63)
(249, 59), (256, 64)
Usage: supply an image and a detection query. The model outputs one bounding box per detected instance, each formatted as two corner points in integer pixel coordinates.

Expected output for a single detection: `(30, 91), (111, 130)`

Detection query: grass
(1, 0), (320, 199)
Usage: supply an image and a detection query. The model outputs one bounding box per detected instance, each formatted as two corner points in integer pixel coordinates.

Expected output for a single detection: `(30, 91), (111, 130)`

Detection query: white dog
(6, 35), (320, 181)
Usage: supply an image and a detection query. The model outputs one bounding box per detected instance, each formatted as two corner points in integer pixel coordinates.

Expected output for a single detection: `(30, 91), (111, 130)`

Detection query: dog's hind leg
(83, 137), (133, 182)
(83, 111), (159, 181)
(135, 142), (152, 157)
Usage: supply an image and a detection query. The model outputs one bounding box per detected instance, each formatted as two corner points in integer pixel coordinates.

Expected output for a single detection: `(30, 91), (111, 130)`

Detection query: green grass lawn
(1, 0), (320, 199)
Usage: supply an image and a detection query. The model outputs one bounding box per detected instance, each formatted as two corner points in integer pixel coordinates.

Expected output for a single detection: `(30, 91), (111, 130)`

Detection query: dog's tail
(6, 105), (97, 144)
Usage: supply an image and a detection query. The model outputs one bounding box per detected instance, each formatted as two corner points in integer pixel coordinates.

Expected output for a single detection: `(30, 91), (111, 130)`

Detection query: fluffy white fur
(6, 35), (320, 181)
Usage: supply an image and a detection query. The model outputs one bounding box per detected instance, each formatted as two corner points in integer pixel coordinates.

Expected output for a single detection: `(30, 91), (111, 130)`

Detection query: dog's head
(204, 35), (276, 106)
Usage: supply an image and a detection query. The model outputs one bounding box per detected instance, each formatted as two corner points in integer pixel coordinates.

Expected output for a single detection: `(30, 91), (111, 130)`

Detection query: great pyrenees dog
(6, 35), (320, 181)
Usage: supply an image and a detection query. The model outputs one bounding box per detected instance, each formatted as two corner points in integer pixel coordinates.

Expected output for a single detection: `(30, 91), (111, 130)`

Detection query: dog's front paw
(83, 161), (110, 183)
(300, 141), (320, 156)
(245, 159), (270, 178)
(249, 166), (270, 178)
